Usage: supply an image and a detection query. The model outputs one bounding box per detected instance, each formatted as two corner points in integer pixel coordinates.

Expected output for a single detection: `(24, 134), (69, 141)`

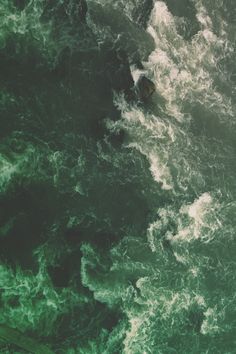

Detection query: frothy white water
(0, 154), (17, 192)
(104, 2), (236, 351)
(109, 0), (236, 199)
(147, 1), (234, 121)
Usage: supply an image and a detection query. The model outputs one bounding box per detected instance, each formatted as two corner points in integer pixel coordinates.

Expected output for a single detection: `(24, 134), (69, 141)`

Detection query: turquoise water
(0, 0), (236, 353)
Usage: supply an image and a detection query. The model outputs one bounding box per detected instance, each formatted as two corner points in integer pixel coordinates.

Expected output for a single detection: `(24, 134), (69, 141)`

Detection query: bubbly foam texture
(103, 1), (236, 351)
(0, 0), (236, 352)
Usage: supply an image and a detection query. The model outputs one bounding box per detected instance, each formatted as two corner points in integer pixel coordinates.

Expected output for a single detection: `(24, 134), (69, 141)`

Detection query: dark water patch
(190, 104), (236, 145)
(65, 222), (121, 252)
(0, 7), (132, 140)
(42, 0), (88, 24)
(0, 2), (139, 143)
(107, 129), (126, 148)
(164, 0), (200, 40)
(13, 0), (29, 11)
(0, 182), (59, 269)
(0, 44), (119, 141)
(132, 0), (154, 28)
(88, 1), (155, 62)
(53, 300), (121, 352)
(187, 308), (205, 333)
(47, 251), (81, 288)
(101, 47), (134, 97)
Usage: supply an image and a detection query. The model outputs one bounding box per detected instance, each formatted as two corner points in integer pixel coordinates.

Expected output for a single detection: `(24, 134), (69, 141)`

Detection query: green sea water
(0, 0), (236, 353)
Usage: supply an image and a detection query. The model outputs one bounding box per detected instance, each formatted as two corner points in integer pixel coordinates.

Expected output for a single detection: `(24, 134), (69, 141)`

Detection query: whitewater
(0, 0), (236, 353)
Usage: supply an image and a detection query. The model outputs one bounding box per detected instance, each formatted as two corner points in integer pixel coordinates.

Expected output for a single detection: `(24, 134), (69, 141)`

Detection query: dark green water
(0, 0), (236, 353)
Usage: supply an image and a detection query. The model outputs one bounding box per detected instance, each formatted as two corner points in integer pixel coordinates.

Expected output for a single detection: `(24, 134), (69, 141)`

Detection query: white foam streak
(111, 0), (235, 195)
(145, 1), (234, 122)
(0, 155), (17, 192)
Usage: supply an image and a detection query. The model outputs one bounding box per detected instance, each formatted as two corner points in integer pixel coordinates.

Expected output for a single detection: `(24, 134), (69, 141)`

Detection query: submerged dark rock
(136, 75), (156, 101)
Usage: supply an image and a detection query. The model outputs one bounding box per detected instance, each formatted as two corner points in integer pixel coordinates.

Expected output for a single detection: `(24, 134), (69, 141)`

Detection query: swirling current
(0, 0), (236, 353)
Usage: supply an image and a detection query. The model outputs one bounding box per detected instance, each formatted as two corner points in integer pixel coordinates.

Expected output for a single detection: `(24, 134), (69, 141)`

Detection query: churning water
(0, 0), (236, 353)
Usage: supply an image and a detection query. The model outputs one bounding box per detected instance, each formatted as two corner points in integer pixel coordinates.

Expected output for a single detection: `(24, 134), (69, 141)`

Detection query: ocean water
(0, 0), (236, 353)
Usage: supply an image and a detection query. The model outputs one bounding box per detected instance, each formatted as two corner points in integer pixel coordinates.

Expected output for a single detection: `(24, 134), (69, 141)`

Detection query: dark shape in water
(102, 48), (134, 96)
(188, 309), (205, 332)
(132, 0), (154, 28)
(136, 75), (156, 101)
(47, 251), (81, 288)
(48, 263), (72, 288)
(108, 129), (126, 147)
(164, 0), (200, 40)
(13, 0), (28, 11)
(88, 2), (155, 62)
